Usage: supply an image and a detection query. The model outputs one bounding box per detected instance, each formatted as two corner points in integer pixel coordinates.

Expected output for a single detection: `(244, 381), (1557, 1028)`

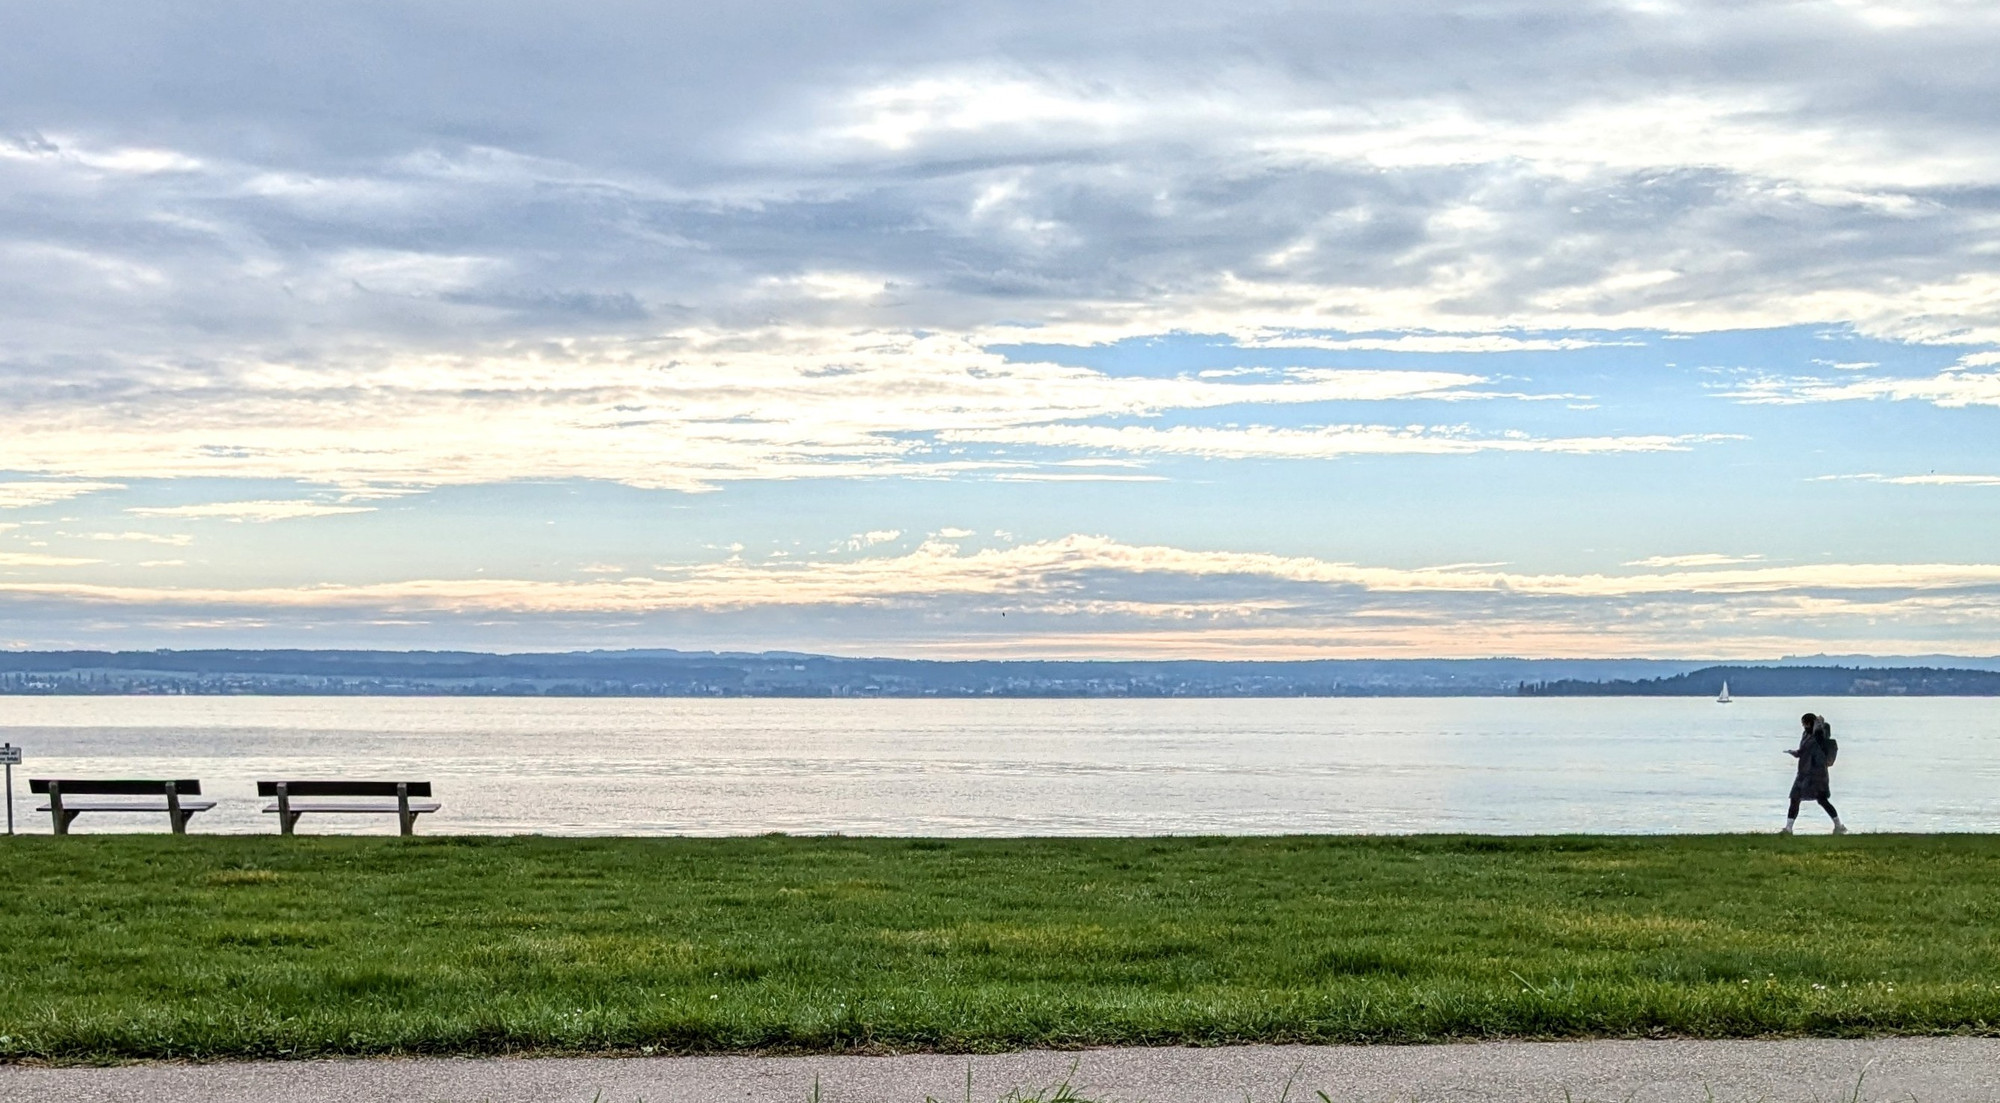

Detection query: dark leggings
(1789, 797), (1838, 819)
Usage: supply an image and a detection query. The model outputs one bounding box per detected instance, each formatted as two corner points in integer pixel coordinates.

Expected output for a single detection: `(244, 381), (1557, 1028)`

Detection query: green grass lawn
(2, 833), (1999, 1061)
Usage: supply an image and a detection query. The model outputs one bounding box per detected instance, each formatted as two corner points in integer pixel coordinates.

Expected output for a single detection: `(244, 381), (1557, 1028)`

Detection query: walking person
(1783, 712), (1846, 835)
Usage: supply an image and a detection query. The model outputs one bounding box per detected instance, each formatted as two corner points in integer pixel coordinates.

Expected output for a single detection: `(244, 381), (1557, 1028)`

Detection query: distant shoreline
(3, 659), (2000, 695)
(4, 650), (2000, 697)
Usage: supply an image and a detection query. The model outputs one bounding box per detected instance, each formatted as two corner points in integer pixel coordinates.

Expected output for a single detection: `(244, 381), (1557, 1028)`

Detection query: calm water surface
(0, 696), (1994, 835)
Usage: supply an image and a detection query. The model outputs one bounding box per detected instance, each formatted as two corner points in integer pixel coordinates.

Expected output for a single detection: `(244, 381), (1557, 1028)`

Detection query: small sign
(0, 744), (18, 765)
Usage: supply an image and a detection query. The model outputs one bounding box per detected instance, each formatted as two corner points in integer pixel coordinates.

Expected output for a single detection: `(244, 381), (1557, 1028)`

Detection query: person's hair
(1801, 712), (1818, 727)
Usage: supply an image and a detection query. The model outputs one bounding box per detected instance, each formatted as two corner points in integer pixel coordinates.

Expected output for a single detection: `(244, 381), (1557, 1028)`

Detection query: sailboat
(1716, 680), (1732, 703)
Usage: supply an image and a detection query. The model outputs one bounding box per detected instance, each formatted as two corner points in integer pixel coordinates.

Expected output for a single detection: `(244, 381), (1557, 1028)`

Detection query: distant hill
(0, 649), (1712, 697)
(7, 650), (2000, 698)
(1772, 653), (2000, 673)
(1519, 664), (2000, 697)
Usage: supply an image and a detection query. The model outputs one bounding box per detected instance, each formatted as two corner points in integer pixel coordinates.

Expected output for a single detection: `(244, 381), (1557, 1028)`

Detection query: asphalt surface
(4, 1039), (1997, 1103)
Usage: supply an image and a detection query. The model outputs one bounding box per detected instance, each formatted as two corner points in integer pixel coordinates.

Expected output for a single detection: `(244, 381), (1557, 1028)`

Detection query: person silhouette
(1783, 712), (1845, 835)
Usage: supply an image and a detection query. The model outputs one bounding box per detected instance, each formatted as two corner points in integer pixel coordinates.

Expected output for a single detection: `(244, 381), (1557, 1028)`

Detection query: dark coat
(1789, 728), (1833, 802)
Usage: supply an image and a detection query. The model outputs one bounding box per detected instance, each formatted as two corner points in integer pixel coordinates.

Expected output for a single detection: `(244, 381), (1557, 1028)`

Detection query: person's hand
(1786, 749), (1799, 756)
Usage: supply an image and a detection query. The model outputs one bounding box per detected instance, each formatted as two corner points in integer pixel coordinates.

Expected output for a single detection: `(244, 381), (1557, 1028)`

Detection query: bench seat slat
(36, 801), (217, 813)
(258, 780), (431, 797)
(262, 801), (441, 814)
(31, 779), (203, 795)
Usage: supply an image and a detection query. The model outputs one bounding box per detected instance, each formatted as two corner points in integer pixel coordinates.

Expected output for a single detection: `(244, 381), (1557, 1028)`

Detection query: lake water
(0, 696), (1994, 836)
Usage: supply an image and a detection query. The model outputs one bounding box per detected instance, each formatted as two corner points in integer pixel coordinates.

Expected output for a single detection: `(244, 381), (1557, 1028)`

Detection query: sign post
(0, 743), (18, 835)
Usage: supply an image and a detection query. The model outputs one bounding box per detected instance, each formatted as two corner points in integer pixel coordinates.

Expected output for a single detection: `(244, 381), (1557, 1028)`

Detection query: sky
(4, 0), (2000, 658)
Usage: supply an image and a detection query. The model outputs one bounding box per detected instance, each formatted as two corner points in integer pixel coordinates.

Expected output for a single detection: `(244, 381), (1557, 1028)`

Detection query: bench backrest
(29, 779), (202, 795)
(257, 780), (432, 797)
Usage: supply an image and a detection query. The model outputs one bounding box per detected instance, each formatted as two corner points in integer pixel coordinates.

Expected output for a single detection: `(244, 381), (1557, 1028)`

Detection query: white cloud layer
(0, 552), (99, 567)
(0, 332), (1512, 490)
(6, 535), (2000, 656)
(943, 424), (1735, 460)
(1623, 553), (1767, 568)
(72, 531), (195, 545)
(5, 2), (2000, 655)
(3, 0), (2000, 494)
(0, 481), (125, 510)
(126, 500), (378, 522)
(1731, 368), (2000, 407)
(6, 3), (2000, 352)
(1816, 473), (2000, 487)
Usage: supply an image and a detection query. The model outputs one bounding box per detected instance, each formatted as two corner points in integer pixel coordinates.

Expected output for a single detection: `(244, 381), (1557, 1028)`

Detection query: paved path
(4, 1038), (1998, 1103)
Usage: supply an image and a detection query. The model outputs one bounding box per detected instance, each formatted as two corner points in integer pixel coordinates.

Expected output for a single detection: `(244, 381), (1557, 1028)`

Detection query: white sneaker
(1833, 823), (1849, 835)
(1780, 824), (1794, 835)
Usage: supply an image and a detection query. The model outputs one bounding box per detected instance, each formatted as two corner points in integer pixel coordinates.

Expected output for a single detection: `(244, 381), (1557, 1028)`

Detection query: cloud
(4, 0), (2000, 657)
(1624, 553), (1766, 568)
(1815, 473), (2000, 487)
(0, 481), (125, 509)
(7, 535), (2000, 656)
(1730, 368), (2000, 407)
(71, 531), (195, 545)
(0, 552), (98, 567)
(126, 500), (376, 522)
(6, 2), (2000, 415)
(0, 2), (1997, 505)
(989, 472), (1169, 482)
(943, 424), (1737, 460)
(1235, 334), (1628, 353)
(0, 332), (1509, 490)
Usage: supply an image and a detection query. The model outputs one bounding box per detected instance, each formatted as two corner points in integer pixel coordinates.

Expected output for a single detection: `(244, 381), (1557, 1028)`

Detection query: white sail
(1717, 680), (1732, 703)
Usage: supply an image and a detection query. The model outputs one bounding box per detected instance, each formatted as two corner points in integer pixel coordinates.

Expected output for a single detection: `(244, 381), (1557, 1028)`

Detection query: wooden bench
(258, 780), (440, 835)
(30, 779), (215, 834)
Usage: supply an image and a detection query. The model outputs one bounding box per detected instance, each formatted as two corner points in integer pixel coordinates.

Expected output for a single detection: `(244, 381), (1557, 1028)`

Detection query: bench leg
(398, 810), (415, 836)
(166, 786), (187, 834)
(282, 811), (302, 835)
(53, 808), (80, 835)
